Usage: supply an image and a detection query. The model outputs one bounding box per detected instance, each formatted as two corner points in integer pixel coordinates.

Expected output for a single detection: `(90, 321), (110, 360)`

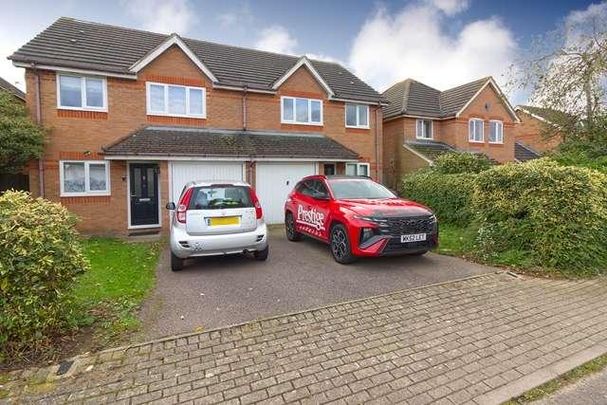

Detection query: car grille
(376, 216), (436, 236)
(383, 238), (433, 254)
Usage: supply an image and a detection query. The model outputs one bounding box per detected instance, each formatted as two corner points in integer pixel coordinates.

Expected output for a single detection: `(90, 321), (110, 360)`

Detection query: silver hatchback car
(166, 180), (269, 271)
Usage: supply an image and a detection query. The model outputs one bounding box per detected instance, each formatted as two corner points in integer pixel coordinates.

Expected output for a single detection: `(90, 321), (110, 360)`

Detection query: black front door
(130, 163), (159, 226)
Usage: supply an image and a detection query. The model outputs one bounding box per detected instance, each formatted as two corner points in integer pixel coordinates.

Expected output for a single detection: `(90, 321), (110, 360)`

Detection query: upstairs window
(146, 82), (206, 118)
(60, 161), (110, 196)
(345, 104), (369, 128)
(57, 74), (107, 111)
(281, 96), (323, 125)
(489, 120), (503, 143)
(468, 119), (484, 143)
(416, 119), (433, 139)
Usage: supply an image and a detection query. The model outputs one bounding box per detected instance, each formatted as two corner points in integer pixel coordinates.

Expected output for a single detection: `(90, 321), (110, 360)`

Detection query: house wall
(382, 83), (517, 182)
(513, 110), (562, 153)
(25, 45), (380, 235)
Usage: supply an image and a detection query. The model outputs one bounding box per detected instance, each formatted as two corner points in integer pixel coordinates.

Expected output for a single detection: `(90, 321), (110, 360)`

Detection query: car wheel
(285, 212), (302, 241)
(330, 224), (356, 264)
(171, 252), (184, 271)
(254, 246), (269, 261)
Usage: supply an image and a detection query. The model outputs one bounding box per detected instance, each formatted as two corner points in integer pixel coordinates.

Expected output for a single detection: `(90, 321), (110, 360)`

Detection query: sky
(0, 0), (602, 103)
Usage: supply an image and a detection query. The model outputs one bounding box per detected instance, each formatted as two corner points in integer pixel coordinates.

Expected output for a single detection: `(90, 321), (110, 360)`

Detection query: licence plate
(208, 216), (240, 226)
(401, 233), (426, 243)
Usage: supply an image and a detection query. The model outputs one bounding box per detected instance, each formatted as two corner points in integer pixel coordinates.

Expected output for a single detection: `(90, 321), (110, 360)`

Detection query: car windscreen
(327, 179), (395, 200)
(188, 186), (253, 210)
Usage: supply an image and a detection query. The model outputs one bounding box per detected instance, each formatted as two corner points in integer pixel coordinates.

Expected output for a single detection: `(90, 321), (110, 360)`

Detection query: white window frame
(146, 82), (206, 118)
(59, 160), (111, 197)
(346, 162), (371, 177)
(468, 118), (485, 143)
(488, 120), (504, 144)
(415, 119), (433, 140)
(345, 103), (370, 129)
(280, 96), (323, 126)
(56, 74), (108, 112)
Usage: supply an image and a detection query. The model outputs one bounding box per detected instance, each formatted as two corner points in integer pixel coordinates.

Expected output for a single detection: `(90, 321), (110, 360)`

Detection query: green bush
(472, 159), (607, 275)
(433, 152), (493, 174)
(400, 170), (476, 226)
(0, 191), (88, 361)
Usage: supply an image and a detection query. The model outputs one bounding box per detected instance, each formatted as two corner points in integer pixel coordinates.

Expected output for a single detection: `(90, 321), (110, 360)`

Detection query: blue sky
(0, 0), (601, 102)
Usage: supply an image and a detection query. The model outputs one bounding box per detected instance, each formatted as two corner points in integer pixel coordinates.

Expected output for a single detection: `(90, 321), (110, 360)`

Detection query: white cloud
(254, 26), (298, 55)
(122, 0), (196, 34)
(217, 2), (254, 28)
(428, 0), (469, 15)
(348, 3), (517, 92)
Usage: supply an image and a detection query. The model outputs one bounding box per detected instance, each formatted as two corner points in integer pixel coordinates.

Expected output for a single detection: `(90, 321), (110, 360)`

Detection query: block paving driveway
(4, 272), (607, 404)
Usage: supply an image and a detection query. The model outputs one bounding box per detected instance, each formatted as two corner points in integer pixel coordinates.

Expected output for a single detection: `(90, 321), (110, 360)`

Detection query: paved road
(4, 273), (607, 404)
(534, 369), (607, 405)
(139, 228), (495, 340)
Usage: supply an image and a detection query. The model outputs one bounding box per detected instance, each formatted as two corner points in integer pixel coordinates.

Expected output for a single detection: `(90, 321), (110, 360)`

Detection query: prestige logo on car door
(296, 204), (327, 236)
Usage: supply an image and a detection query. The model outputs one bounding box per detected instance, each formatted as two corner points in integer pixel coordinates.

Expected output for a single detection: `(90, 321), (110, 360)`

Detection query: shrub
(472, 159), (607, 275)
(433, 152), (493, 174)
(400, 170), (476, 226)
(0, 191), (88, 361)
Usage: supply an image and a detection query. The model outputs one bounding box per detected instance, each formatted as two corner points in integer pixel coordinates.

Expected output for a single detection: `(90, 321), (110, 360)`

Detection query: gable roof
(0, 76), (25, 101)
(9, 17), (382, 103)
(383, 77), (518, 121)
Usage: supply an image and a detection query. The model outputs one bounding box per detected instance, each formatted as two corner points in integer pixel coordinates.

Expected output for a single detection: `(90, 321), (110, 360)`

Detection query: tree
(0, 90), (44, 174)
(510, 5), (607, 145)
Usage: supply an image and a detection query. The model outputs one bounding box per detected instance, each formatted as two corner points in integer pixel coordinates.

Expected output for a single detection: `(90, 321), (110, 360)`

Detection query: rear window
(188, 185), (253, 210)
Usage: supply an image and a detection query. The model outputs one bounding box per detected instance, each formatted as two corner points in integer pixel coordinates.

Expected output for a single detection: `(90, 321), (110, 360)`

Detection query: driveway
(139, 227), (495, 340)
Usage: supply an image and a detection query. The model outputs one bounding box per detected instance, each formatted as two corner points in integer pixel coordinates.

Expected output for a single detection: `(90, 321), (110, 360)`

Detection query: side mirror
(166, 202), (176, 210)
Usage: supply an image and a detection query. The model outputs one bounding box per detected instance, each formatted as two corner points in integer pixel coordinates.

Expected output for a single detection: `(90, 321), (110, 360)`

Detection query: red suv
(284, 175), (438, 264)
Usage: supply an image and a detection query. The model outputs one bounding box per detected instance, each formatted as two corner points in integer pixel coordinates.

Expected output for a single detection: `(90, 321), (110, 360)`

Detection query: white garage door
(255, 162), (316, 224)
(170, 161), (244, 201)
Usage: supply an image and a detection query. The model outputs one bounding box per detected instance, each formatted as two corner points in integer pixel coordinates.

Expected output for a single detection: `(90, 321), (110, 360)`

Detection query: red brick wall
(513, 110), (562, 153)
(25, 45), (379, 235)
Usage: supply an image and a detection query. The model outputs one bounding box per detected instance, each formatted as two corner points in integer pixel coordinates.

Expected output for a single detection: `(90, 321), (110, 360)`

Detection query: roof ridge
(441, 76), (492, 93)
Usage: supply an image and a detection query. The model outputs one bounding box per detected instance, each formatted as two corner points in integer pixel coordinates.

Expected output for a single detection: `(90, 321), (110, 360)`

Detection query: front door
(129, 163), (159, 227)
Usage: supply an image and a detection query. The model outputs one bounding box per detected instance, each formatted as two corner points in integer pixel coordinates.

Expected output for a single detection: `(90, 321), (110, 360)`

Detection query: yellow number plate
(209, 216), (240, 226)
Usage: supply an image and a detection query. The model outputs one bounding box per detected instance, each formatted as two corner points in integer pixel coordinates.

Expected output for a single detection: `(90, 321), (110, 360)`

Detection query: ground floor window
(346, 162), (370, 177)
(60, 160), (110, 196)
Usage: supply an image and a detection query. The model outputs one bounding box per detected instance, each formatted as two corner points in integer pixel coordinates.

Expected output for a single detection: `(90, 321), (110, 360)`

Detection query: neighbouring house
(0, 76), (25, 103)
(514, 105), (567, 161)
(9, 17), (385, 235)
(382, 77), (520, 187)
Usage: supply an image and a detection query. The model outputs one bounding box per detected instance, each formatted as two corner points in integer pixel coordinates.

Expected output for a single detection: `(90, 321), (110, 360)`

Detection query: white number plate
(401, 233), (427, 243)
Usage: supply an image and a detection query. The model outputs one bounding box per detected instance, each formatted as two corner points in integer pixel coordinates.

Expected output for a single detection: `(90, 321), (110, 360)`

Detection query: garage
(170, 161), (244, 201)
(255, 162), (316, 224)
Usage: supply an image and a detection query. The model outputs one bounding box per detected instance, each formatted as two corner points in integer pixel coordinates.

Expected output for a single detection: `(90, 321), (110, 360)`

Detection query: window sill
(281, 121), (324, 127)
(415, 136), (434, 141)
(488, 142), (504, 145)
(346, 125), (370, 130)
(60, 192), (111, 198)
(58, 106), (108, 113)
(147, 112), (206, 119)
(468, 140), (485, 144)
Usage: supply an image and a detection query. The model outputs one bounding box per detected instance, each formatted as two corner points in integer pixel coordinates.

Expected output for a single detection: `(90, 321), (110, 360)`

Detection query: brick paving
(2, 272), (607, 405)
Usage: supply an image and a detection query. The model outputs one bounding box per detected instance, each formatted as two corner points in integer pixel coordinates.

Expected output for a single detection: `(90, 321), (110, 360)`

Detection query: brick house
(381, 77), (519, 187)
(513, 105), (566, 162)
(9, 17), (384, 235)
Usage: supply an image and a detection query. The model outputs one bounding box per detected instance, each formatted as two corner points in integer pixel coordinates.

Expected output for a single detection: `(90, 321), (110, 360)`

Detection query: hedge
(0, 191), (89, 361)
(433, 152), (493, 174)
(400, 170), (476, 226)
(473, 159), (607, 275)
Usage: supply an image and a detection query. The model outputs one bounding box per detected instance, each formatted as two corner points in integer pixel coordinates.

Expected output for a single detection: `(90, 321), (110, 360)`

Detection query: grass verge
(504, 353), (607, 404)
(69, 238), (162, 347)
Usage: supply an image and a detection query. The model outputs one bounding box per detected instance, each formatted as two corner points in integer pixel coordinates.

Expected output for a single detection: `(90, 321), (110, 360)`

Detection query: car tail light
(249, 188), (263, 219)
(176, 187), (194, 224)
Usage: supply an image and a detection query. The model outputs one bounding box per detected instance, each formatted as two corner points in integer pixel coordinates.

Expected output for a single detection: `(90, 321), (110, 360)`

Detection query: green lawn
(70, 238), (161, 345)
